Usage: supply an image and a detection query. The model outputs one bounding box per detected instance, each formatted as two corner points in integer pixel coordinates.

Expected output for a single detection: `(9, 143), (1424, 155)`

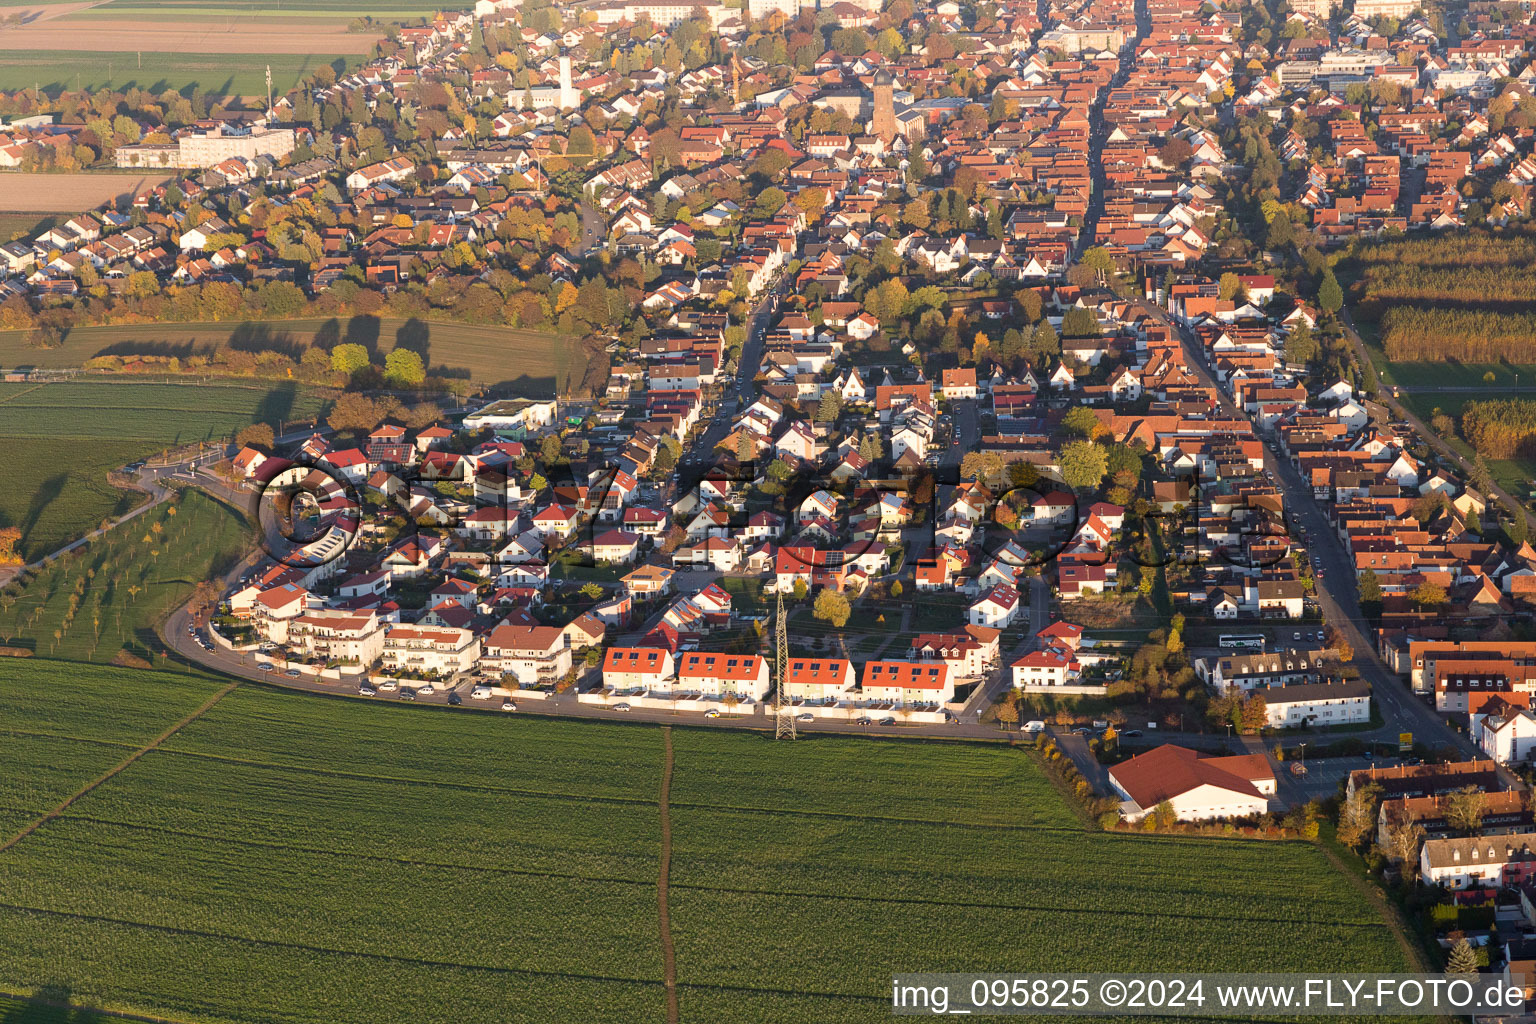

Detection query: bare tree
(1338, 782), (1382, 848)
(1443, 787), (1485, 834)
(1385, 821), (1426, 878)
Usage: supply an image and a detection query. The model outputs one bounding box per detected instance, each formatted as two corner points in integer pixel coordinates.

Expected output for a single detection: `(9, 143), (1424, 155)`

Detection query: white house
(783, 657), (856, 701)
(859, 660), (954, 705)
(1420, 832), (1536, 890)
(969, 583), (1021, 629)
(675, 651), (770, 700)
(1108, 745), (1275, 822)
(1479, 705), (1536, 765)
(1261, 679), (1371, 728)
(602, 646), (674, 690)
(1011, 648), (1089, 692)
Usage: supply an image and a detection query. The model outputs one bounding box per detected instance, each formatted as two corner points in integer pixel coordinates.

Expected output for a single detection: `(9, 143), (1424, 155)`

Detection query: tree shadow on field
(20, 472), (67, 542)
(97, 337), (207, 360)
(1, 984), (107, 1024)
(312, 318), (342, 352)
(256, 383), (300, 427)
(488, 374), (557, 397)
(228, 323), (301, 360)
(342, 315), (381, 356)
(394, 318), (431, 366)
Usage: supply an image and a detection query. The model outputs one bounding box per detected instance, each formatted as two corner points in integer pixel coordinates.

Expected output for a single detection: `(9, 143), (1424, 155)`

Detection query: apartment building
(675, 652), (771, 700)
(381, 625), (481, 678)
(286, 608), (385, 666)
(480, 624), (571, 686)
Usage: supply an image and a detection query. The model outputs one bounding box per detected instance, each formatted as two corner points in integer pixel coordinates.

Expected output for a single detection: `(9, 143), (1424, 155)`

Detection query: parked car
(259, 663), (276, 672)
(704, 709), (721, 718)
(796, 713), (814, 722)
(379, 680), (398, 692)
(284, 668), (301, 678)
(879, 716), (895, 725)
(358, 686), (377, 697)
(447, 692), (462, 706)
(416, 683), (436, 696)
(501, 700), (517, 712)
(1122, 729), (1143, 738)
(400, 690), (416, 701)
(612, 703), (632, 712)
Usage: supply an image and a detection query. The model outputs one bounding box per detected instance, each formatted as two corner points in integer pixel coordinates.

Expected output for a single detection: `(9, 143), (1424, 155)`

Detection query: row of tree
(1379, 306), (1536, 363)
(1461, 398), (1536, 460)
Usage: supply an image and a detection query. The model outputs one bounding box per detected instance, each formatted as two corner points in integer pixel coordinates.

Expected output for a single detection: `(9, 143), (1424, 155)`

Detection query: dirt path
(0, 680), (238, 854)
(658, 725), (679, 1024)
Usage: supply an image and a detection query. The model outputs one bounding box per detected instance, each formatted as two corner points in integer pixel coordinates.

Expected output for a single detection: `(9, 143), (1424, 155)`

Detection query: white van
(1023, 720), (1046, 735)
(471, 686), (494, 700)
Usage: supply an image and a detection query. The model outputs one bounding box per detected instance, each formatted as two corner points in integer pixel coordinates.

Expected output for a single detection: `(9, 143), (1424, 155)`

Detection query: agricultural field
(0, 51), (338, 95)
(0, 19), (379, 53)
(0, 379), (319, 560)
(0, 318), (576, 392)
(0, 488), (249, 660)
(0, 173), (172, 215)
(0, 664), (1420, 1024)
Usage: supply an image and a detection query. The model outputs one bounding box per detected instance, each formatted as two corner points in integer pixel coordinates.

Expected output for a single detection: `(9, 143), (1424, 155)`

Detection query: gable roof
(1109, 744), (1273, 808)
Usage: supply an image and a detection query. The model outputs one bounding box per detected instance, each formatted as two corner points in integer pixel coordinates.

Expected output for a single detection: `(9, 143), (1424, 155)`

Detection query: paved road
(577, 199), (606, 257)
(1143, 302), (1478, 761)
(958, 574), (1050, 720)
(680, 273), (787, 467)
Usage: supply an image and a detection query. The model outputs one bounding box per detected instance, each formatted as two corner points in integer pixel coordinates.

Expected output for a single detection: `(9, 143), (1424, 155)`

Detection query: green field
(0, 318), (576, 393)
(0, 660), (1419, 1024)
(0, 52), (337, 96)
(0, 214), (55, 244)
(0, 488), (248, 660)
(0, 380), (317, 561)
(83, 0), (447, 11)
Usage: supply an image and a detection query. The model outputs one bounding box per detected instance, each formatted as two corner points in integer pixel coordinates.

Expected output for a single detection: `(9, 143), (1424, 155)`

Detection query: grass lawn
(0, 380), (319, 561)
(0, 318), (578, 392)
(0, 663), (1422, 1024)
(906, 594), (970, 631)
(0, 488), (249, 662)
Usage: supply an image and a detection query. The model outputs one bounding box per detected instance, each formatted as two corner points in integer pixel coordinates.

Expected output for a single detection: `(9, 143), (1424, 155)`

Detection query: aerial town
(9, 0), (1536, 1014)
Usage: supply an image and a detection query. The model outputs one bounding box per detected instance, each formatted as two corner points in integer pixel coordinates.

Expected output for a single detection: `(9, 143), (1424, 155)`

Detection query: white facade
(381, 625), (481, 678)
